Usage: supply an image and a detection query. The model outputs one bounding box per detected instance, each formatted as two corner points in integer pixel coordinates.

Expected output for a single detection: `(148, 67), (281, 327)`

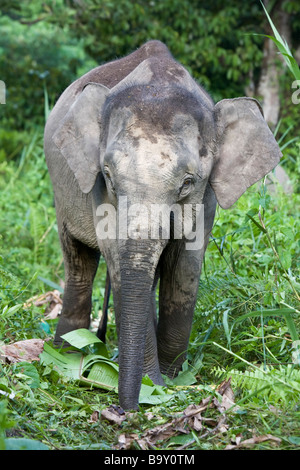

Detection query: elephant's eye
(183, 178), (192, 188)
(179, 177), (193, 196)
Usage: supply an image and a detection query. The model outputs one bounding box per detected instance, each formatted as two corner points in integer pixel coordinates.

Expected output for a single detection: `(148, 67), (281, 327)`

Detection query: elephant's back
(73, 40), (172, 92)
(45, 41), (171, 140)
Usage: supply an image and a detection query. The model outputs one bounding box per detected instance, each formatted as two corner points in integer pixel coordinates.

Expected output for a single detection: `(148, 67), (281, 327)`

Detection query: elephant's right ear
(52, 83), (110, 194)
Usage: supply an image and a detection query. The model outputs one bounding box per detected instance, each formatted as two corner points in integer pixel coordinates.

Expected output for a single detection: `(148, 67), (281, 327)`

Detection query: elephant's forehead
(107, 123), (200, 182)
(108, 109), (199, 156)
(127, 132), (179, 168)
(130, 123), (198, 166)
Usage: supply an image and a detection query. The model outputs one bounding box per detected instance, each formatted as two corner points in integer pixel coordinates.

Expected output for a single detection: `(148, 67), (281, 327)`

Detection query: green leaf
(82, 362), (118, 391)
(4, 438), (49, 450)
(139, 393), (172, 405)
(40, 342), (119, 391)
(1, 304), (23, 317)
(40, 342), (83, 380)
(37, 276), (64, 293)
(61, 329), (109, 357)
(246, 213), (266, 233)
(166, 433), (194, 448)
(139, 376), (173, 404)
(61, 328), (102, 349)
(14, 362), (40, 389)
(288, 436), (300, 446)
(171, 370), (197, 386)
(260, 1), (300, 80)
(139, 384), (172, 404)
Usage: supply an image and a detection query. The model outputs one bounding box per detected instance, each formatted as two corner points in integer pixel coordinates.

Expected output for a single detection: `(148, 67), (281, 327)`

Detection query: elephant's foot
(159, 360), (183, 380)
(146, 370), (165, 387)
(53, 315), (90, 347)
(142, 360), (165, 387)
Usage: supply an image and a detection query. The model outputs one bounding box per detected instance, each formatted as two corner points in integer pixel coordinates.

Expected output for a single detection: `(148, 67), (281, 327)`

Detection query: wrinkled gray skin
(44, 41), (281, 410)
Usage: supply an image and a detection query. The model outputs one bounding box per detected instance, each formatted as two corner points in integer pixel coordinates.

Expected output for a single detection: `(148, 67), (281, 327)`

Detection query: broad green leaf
(82, 362), (118, 391)
(37, 276), (64, 293)
(40, 342), (119, 390)
(141, 375), (155, 386)
(139, 393), (173, 405)
(288, 436), (300, 446)
(61, 328), (102, 349)
(14, 362), (40, 389)
(4, 438), (49, 450)
(40, 342), (83, 380)
(139, 376), (173, 404)
(60, 329), (109, 357)
(82, 353), (118, 372)
(171, 370), (197, 386)
(166, 433), (194, 448)
(139, 383), (173, 404)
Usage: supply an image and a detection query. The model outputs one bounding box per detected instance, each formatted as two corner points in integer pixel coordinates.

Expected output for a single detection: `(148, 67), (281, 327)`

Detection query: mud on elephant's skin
(44, 40), (282, 410)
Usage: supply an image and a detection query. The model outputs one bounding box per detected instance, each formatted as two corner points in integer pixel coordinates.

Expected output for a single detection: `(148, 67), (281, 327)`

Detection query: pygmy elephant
(44, 40), (281, 410)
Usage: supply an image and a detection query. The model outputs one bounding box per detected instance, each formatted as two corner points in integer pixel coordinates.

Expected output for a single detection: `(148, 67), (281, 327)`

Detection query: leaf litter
(96, 378), (280, 450)
(114, 379), (236, 450)
(1, 321), (283, 450)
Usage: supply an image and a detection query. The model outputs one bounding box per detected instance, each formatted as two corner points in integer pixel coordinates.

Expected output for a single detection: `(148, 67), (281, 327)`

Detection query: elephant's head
(52, 57), (281, 409)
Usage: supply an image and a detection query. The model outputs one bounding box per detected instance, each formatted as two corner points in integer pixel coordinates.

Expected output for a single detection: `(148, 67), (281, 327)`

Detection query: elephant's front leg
(54, 225), (100, 346)
(157, 242), (203, 377)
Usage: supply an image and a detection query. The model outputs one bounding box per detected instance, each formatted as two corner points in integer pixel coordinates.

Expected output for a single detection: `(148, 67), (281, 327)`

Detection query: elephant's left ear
(209, 97), (282, 209)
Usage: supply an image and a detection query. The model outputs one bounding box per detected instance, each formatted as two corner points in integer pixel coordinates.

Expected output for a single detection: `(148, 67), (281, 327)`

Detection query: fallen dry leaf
(44, 303), (62, 320)
(117, 433), (139, 450)
(89, 411), (100, 423)
(214, 378), (240, 413)
(225, 434), (282, 450)
(24, 290), (62, 319)
(0, 338), (44, 363)
(100, 405), (127, 426)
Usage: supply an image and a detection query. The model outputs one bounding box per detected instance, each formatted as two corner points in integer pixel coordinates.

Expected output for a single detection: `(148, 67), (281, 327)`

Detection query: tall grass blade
(260, 0), (300, 80)
(234, 307), (299, 343)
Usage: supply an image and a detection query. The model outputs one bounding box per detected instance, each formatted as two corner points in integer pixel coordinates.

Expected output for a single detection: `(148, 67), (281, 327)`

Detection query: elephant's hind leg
(54, 225), (100, 346)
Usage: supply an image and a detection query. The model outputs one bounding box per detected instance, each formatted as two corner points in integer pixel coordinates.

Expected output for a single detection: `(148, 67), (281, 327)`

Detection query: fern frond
(29, 205), (47, 264)
(213, 365), (300, 406)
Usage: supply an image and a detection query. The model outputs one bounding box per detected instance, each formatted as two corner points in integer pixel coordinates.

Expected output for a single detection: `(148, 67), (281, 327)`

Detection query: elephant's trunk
(117, 238), (164, 410)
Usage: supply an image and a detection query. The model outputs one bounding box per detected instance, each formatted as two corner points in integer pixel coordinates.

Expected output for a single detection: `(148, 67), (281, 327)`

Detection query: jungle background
(0, 0), (299, 451)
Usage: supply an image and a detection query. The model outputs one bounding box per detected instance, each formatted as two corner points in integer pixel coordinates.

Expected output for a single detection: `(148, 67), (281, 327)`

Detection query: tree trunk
(256, 0), (292, 129)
